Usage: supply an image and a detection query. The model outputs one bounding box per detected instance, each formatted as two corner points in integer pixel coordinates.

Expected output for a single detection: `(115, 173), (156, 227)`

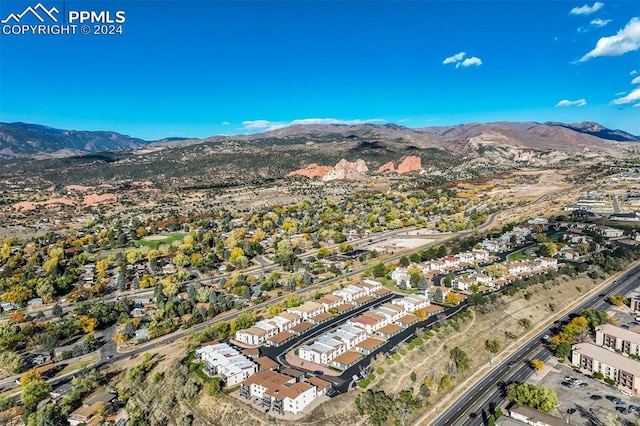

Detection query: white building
(286, 301), (325, 320)
(195, 343), (257, 386)
(391, 294), (430, 312)
(240, 370), (320, 415)
(391, 267), (410, 285)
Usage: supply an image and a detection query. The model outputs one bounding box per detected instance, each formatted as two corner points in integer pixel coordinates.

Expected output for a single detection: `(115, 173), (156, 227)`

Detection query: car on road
(469, 413), (477, 419)
(313, 370), (323, 375)
(590, 395), (602, 400)
(106, 355), (113, 359)
(507, 362), (515, 368)
(542, 334), (550, 340)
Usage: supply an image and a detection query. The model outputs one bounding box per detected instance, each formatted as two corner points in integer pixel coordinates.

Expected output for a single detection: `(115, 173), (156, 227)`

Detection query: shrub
(604, 377), (615, 385)
(593, 372), (604, 380)
(392, 354), (401, 361)
(400, 349), (407, 356)
(387, 359), (394, 365)
(376, 367), (385, 375)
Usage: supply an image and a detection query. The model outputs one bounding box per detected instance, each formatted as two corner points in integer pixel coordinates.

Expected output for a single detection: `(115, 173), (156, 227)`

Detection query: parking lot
(533, 361), (640, 425)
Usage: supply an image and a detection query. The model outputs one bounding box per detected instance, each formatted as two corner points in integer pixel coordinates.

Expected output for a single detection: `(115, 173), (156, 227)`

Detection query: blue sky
(1, 0), (639, 140)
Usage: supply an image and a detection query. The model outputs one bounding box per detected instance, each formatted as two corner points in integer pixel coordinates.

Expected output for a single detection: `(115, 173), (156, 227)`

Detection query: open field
(135, 233), (185, 249)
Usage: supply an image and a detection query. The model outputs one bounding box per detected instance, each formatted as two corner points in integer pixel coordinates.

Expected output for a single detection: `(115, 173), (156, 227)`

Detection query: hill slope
(0, 122), (149, 158)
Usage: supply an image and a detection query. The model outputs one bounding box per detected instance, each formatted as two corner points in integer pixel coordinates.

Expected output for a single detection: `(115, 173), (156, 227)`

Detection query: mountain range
(1, 120), (638, 160)
(0, 120), (638, 188)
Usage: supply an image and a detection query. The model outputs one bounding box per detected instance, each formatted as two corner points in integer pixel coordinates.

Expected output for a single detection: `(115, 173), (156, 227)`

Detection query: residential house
(508, 405), (572, 426)
(376, 323), (403, 339)
(391, 267), (410, 285)
(558, 247), (580, 260)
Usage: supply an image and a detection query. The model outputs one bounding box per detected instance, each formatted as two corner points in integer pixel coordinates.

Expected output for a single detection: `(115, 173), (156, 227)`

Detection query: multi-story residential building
(195, 343), (257, 386)
(572, 342), (640, 394)
(391, 294), (430, 312)
(391, 267), (410, 285)
(595, 324), (640, 356)
(287, 301), (325, 320)
(240, 370), (319, 415)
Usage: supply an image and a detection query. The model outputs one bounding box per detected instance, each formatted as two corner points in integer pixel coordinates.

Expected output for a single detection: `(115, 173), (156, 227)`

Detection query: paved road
(0, 213), (498, 399)
(611, 195), (621, 214)
(428, 264), (640, 426)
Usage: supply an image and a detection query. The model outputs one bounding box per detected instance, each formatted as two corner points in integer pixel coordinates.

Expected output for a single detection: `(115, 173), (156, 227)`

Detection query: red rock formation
(83, 193), (117, 206)
(64, 185), (92, 192)
(287, 163), (334, 179)
(397, 156), (422, 173)
(377, 161), (395, 173)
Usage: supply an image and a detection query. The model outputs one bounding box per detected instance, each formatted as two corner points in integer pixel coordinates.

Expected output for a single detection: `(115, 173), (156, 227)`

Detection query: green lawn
(134, 234), (185, 250)
(55, 356), (98, 377)
(506, 248), (534, 262)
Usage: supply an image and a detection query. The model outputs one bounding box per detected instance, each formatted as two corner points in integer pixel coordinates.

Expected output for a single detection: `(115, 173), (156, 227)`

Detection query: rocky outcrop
(513, 150), (536, 162)
(12, 198), (75, 211)
(397, 156), (422, 173)
(83, 193), (117, 206)
(376, 161), (395, 173)
(287, 163), (334, 179)
(322, 159), (369, 181)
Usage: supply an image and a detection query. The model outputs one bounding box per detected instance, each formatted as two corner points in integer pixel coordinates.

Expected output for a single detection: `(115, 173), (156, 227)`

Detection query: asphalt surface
(428, 264), (640, 426)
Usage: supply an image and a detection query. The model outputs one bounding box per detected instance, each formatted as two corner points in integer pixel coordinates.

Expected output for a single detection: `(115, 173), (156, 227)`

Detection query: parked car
(621, 389), (633, 397)
(579, 382), (589, 388)
(590, 395), (602, 400)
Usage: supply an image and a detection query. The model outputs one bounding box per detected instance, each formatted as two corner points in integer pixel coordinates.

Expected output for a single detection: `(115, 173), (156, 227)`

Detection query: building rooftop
(597, 324), (640, 345)
(310, 312), (334, 323)
(255, 356), (278, 371)
(290, 321), (314, 334)
(305, 376), (332, 390)
(334, 303), (356, 312)
(267, 331), (294, 344)
(573, 342), (640, 377)
(377, 323), (403, 335)
(332, 351), (363, 366)
(280, 367), (306, 378)
(356, 337), (386, 351)
(396, 313), (420, 325)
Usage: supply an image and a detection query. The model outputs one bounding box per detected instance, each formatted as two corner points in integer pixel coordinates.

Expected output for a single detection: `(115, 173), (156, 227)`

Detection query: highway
(428, 264), (640, 426)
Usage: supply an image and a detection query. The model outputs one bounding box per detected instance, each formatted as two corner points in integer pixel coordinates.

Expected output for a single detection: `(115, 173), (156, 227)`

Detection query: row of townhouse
(506, 257), (558, 275)
(298, 324), (367, 366)
(480, 225), (533, 253)
(195, 342), (258, 386)
(235, 312), (301, 346)
(298, 294), (431, 368)
(235, 280), (384, 346)
(556, 222), (624, 238)
(572, 324), (640, 394)
(391, 250), (490, 287)
(240, 370), (333, 415)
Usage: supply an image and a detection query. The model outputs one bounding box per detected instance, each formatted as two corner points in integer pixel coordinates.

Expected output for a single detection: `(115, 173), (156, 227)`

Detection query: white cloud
(241, 118), (384, 132)
(632, 70), (638, 75)
(634, 103), (640, 108)
(555, 99), (587, 107)
(615, 91), (627, 96)
(611, 87), (640, 104)
(443, 52), (466, 64)
(579, 17), (640, 61)
(591, 18), (612, 27)
(455, 56), (483, 68)
(221, 121), (231, 125)
(632, 76), (640, 84)
(570, 2), (604, 15)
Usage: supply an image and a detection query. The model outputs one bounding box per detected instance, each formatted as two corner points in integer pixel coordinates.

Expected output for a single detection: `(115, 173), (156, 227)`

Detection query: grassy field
(134, 234), (185, 250)
(506, 248), (534, 262)
(55, 356), (98, 377)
